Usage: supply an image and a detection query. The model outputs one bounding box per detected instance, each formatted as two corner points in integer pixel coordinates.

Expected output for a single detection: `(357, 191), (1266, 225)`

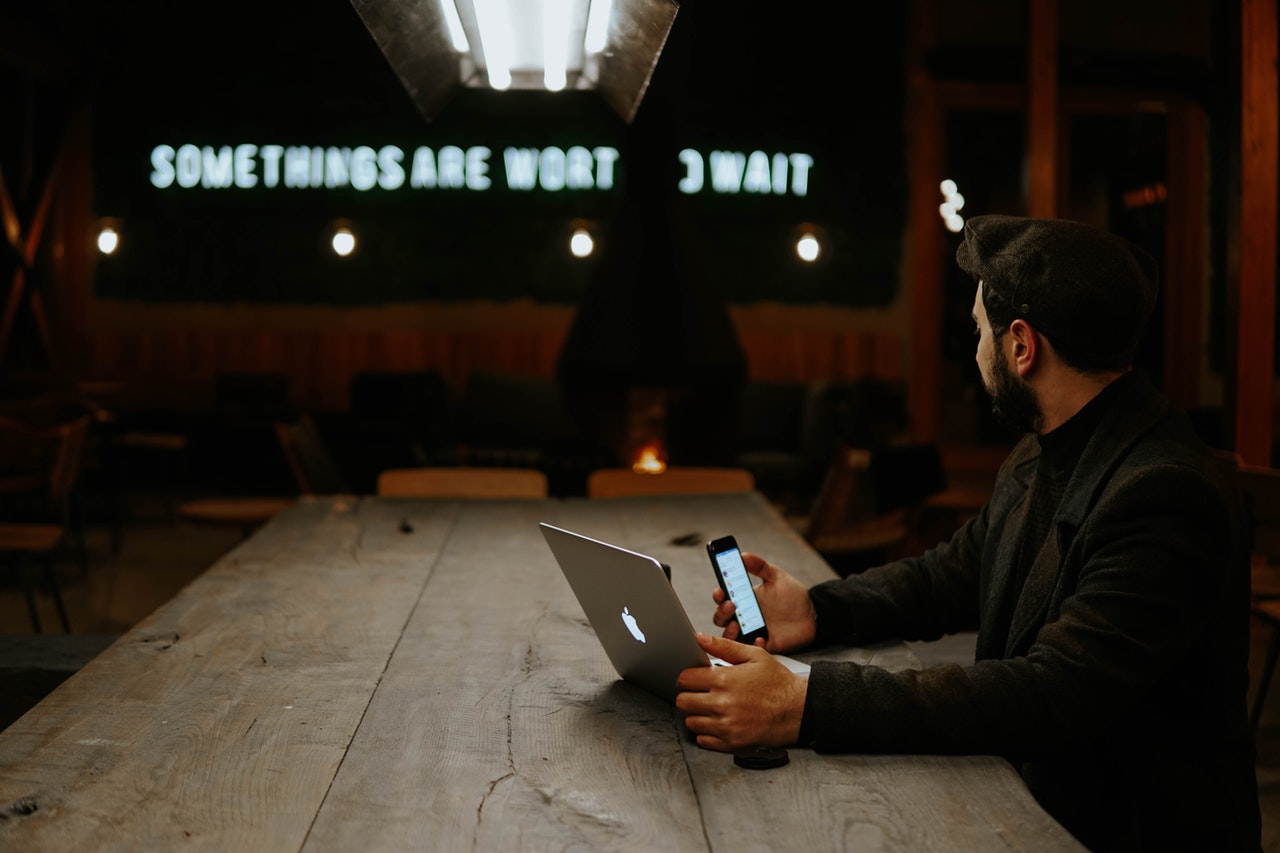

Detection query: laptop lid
(539, 521), (710, 703)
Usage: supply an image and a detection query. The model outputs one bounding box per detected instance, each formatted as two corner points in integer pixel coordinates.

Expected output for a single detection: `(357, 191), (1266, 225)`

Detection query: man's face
(973, 282), (1043, 434)
(972, 282), (998, 390)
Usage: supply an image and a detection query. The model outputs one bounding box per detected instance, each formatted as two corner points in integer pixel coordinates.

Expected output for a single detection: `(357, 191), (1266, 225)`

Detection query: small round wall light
(96, 219), (121, 255)
(791, 222), (827, 264)
(330, 220), (357, 257)
(570, 227), (594, 258)
(796, 231), (820, 262)
(566, 219), (599, 259)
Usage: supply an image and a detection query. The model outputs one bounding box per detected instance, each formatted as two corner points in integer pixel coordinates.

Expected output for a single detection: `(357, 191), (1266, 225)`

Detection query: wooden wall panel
(1235, 0), (1279, 464)
(85, 326), (904, 413)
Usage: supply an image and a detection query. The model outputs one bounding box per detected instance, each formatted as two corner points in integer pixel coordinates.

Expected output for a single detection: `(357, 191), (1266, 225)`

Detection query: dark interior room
(1, 0), (1278, 849)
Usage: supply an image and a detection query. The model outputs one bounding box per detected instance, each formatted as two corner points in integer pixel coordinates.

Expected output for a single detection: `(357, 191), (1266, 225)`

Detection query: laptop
(539, 522), (808, 703)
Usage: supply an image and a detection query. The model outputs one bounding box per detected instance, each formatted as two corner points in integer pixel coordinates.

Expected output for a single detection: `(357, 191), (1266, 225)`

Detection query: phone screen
(710, 540), (767, 638)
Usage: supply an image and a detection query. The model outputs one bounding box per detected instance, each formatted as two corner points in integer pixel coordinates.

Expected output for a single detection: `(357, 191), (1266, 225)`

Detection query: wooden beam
(1235, 0), (1278, 465)
(907, 0), (943, 442)
(0, 117), (68, 371)
(908, 81), (944, 443)
(1164, 100), (1208, 409)
(1026, 0), (1059, 218)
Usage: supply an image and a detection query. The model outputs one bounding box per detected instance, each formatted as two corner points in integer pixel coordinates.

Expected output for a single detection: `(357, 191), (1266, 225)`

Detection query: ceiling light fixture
(352, 0), (678, 123)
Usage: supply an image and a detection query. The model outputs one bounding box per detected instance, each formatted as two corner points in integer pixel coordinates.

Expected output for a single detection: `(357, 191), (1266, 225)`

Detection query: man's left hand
(675, 632), (808, 752)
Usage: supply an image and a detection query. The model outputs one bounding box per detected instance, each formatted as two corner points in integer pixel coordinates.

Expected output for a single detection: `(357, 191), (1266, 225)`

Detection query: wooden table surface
(0, 492), (1084, 851)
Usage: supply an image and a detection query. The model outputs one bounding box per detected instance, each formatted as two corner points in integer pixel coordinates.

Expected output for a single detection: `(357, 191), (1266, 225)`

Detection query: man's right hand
(713, 553), (817, 654)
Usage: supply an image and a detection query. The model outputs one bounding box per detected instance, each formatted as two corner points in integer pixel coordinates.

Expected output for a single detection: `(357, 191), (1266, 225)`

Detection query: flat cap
(956, 214), (1159, 361)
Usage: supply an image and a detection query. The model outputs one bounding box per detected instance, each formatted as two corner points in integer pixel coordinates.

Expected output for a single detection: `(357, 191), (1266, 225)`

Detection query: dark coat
(798, 372), (1260, 851)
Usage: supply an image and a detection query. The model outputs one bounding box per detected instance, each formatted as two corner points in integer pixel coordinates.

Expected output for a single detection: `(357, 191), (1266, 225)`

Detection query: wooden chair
(0, 414), (93, 633)
(175, 496), (296, 537)
(1241, 462), (1280, 731)
(585, 467), (755, 498)
(275, 414), (351, 495)
(377, 467), (549, 499)
(174, 415), (322, 539)
(802, 443), (947, 577)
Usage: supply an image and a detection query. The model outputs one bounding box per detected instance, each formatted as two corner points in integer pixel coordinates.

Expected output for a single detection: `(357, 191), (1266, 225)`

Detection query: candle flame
(631, 442), (667, 474)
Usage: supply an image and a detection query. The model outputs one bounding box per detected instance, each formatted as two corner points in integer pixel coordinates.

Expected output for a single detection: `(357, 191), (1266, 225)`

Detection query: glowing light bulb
(332, 227), (356, 256)
(939, 179), (966, 231)
(97, 227), (119, 255)
(570, 227), (594, 258)
(796, 233), (820, 262)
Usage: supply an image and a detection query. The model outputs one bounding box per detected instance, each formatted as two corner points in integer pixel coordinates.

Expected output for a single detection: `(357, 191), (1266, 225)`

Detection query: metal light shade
(349, 0), (679, 124)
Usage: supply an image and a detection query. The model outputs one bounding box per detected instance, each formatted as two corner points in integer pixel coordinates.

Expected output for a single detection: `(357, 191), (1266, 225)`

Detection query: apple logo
(621, 606), (646, 643)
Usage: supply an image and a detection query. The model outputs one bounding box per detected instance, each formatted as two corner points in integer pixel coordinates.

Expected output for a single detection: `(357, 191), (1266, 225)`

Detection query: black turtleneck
(1012, 371), (1137, 587)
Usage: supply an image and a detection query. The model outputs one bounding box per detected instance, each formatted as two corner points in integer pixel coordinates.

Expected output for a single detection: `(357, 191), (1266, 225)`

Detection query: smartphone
(706, 535), (769, 645)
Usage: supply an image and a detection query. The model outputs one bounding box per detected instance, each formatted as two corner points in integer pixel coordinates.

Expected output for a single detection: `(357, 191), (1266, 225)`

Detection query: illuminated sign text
(149, 144), (620, 192)
(677, 149), (813, 197)
(145, 144), (816, 197)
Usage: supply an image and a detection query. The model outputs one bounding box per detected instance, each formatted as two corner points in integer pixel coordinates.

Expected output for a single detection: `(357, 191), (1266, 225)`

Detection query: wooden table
(0, 493), (1084, 851)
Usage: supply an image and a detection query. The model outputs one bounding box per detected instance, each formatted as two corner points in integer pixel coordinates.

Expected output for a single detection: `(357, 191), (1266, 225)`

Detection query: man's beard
(985, 343), (1043, 434)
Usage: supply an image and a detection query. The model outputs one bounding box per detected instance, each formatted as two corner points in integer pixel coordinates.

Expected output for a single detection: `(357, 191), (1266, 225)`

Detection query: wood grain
(0, 493), (1084, 851)
(305, 497), (709, 850)
(0, 496), (454, 852)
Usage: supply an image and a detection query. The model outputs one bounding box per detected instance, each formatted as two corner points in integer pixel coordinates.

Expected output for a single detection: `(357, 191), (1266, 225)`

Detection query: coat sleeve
(807, 503), (988, 647)
(796, 458), (1238, 758)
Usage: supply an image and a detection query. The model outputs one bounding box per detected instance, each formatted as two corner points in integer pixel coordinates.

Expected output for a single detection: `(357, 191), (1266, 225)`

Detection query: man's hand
(675, 633), (808, 751)
(714, 552), (817, 653)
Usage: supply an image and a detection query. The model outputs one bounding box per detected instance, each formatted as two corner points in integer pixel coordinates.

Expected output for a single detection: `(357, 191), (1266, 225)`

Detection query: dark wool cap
(956, 214), (1159, 360)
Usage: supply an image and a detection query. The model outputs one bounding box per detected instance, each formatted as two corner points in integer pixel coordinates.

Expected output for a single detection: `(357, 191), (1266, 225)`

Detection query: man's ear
(1006, 318), (1039, 377)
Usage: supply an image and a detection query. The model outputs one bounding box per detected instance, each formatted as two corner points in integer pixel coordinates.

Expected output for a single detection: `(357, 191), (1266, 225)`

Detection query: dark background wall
(82, 0), (908, 308)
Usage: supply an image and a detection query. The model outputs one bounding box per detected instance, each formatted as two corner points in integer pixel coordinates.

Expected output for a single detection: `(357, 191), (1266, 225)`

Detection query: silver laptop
(539, 521), (722, 702)
(539, 522), (809, 703)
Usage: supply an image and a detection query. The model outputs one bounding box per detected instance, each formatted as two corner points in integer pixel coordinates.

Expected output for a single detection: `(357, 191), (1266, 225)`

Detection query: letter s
(150, 145), (176, 188)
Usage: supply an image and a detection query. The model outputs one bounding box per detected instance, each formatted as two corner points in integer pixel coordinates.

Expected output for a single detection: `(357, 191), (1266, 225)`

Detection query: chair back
(0, 414), (92, 508)
(802, 443), (950, 575)
(276, 415), (349, 495)
(48, 416), (92, 507)
(377, 467), (548, 499)
(586, 467), (755, 498)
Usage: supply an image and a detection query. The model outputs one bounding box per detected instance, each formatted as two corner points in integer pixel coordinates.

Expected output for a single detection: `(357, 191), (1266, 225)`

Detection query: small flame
(631, 442), (667, 474)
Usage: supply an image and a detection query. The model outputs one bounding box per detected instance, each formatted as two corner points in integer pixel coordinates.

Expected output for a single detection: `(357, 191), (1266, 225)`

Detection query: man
(675, 215), (1261, 851)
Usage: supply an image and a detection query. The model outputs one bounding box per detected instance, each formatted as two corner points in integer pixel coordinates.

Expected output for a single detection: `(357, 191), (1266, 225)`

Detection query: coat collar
(1003, 371), (1170, 655)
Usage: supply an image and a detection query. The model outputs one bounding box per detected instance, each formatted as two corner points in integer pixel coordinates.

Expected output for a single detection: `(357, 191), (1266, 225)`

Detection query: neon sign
(148, 144), (621, 193)
(146, 144), (814, 196)
(677, 149), (813, 197)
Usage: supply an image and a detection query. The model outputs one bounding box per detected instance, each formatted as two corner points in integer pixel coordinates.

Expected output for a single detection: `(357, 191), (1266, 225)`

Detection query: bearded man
(676, 215), (1261, 852)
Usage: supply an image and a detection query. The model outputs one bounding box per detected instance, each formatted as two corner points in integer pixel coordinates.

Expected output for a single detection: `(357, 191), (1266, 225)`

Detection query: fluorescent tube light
(473, 0), (513, 89)
(584, 0), (612, 54)
(544, 0), (570, 91)
(438, 0), (470, 52)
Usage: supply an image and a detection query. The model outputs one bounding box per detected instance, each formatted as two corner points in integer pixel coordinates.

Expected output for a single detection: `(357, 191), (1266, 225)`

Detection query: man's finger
(695, 733), (731, 752)
(696, 631), (758, 665)
(713, 598), (736, 628)
(675, 663), (715, 694)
